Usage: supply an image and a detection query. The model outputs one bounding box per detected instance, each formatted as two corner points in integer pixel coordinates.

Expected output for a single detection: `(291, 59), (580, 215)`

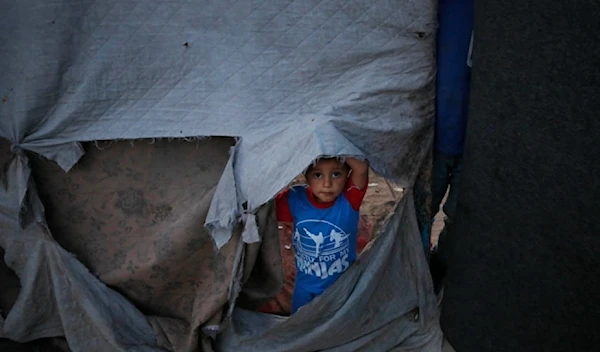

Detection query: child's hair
(304, 157), (350, 175)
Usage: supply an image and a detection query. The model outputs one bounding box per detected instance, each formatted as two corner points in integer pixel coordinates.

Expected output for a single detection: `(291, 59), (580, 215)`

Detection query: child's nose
(323, 176), (332, 187)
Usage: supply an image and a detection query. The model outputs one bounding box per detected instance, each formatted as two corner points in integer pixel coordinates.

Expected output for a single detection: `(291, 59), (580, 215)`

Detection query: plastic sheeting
(0, 0), (436, 245)
(0, 0), (440, 351)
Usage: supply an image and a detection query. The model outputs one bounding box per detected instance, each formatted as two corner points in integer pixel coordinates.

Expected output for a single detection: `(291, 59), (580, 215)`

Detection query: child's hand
(345, 157), (368, 190)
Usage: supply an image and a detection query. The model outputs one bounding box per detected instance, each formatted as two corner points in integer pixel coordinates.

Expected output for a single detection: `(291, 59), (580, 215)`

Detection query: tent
(0, 0), (441, 350)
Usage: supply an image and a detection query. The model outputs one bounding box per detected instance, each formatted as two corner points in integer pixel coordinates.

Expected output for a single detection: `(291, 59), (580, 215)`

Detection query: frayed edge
(89, 136), (212, 150)
(93, 140), (113, 150)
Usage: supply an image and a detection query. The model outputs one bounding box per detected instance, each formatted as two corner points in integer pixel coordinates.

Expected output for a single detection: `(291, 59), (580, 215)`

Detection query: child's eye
(332, 171), (342, 178)
(313, 172), (323, 179)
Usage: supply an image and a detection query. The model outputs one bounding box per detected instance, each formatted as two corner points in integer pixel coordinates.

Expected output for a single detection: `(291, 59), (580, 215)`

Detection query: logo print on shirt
(303, 228), (324, 256)
(294, 219), (351, 279)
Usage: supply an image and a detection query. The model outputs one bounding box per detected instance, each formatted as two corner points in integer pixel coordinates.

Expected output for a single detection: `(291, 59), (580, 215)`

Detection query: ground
(361, 170), (446, 245)
(360, 170), (404, 236)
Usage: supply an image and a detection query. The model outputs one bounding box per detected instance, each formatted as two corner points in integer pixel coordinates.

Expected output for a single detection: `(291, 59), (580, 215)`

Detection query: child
(276, 157), (369, 313)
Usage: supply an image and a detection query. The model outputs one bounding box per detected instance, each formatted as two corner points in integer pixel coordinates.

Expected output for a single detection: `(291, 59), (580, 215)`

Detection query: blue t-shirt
(287, 185), (359, 302)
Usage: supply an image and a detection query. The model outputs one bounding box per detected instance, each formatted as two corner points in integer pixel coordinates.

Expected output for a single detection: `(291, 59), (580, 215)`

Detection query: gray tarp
(0, 0), (440, 351)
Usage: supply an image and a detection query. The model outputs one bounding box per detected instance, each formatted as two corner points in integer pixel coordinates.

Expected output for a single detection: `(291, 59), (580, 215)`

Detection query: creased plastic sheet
(0, 0), (436, 246)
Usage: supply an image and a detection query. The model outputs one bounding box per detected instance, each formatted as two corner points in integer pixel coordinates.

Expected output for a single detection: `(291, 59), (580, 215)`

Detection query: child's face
(306, 159), (348, 203)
